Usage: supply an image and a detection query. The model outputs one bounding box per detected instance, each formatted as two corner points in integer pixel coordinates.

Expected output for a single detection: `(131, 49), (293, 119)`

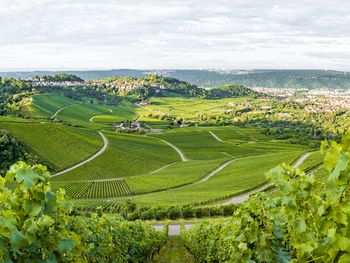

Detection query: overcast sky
(1, 0), (350, 71)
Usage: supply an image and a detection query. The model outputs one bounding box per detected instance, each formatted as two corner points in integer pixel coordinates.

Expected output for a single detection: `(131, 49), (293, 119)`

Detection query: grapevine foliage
(0, 162), (167, 262)
(182, 134), (350, 262)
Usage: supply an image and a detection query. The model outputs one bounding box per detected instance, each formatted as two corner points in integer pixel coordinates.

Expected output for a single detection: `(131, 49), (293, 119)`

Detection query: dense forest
(0, 78), (35, 116)
(33, 73), (84, 82)
(0, 130), (39, 175)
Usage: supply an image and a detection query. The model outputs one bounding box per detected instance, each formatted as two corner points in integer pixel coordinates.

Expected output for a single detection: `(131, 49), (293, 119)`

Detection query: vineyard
(180, 136), (350, 262)
(0, 162), (167, 262)
(0, 119), (102, 171)
(51, 179), (133, 198)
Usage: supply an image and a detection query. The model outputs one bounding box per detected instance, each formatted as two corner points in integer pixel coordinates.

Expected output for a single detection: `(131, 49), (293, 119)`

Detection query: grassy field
(134, 97), (252, 119)
(56, 101), (137, 127)
(21, 93), (77, 119)
(22, 93), (138, 128)
(0, 120), (102, 171)
(52, 132), (180, 181)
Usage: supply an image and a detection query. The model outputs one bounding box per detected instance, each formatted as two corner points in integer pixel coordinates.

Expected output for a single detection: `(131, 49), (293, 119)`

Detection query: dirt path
(155, 236), (194, 263)
(159, 139), (188, 162)
(50, 104), (78, 120)
(222, 152), (313, 205)
(51, 131), (109, 177)
(208, 131), (224, 142)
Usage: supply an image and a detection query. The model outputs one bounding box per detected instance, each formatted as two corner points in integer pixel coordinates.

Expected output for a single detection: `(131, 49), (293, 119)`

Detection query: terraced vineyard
(21, 93), (77, 119)
(52, 179), (133, 198)
(0, 118), (102, 171)
(2, 93), (313, 208)
(51, 131), (180, 181)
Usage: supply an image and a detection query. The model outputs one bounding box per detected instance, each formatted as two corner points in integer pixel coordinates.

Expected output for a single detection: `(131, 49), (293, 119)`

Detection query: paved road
(153, 223), (193, 236)
(198, 159), (235, 183)
(50, 104), (78, 120)
(292, 152), (312, 169)
(159, 139), (188, 162)
(51, 131), (109, 177)
(150, 163), (176, 174)
(153, 152), (315, 235)
(222, 152), (313, 205)
(209, 131), (225, 142)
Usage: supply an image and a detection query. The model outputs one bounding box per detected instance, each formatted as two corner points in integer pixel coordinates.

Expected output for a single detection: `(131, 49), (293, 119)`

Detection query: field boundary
(51, 131), (109, 177)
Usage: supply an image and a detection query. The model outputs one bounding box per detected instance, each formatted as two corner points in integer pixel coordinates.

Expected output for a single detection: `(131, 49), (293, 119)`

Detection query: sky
(0, 0), (350, 71)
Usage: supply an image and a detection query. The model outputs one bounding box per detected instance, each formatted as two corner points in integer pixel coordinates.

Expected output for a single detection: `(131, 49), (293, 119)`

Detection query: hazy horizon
(1, 0), (350, 70)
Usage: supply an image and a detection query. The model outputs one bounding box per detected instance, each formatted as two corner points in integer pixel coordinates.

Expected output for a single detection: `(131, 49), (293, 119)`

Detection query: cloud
(0, 0), (349, 70)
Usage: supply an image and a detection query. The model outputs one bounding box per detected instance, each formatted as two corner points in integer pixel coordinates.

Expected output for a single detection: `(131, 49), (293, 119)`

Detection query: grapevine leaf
(10, 229), (28, 248)
(58, 238), (74, 252)
(339, 253), (350, 263)
(328, 152), (349, 181)
(336, 236), (350, 251)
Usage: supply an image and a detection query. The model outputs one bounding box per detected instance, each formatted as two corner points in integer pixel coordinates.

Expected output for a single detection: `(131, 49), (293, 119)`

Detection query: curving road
(50, 104), (78, 120)
(198, 159), (235, 183)
(51, 131), (109, 177)
(292, 152), (312, 169)
(209, 131), (225, 142)
(153, 152), (316, 235)
(159, 139), (188, 162)
(222, 152), (313, 205)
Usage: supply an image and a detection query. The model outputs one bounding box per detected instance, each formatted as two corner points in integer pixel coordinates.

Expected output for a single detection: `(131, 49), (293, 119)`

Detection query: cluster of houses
(115, 121), (141, 131)
(30, 80), (85, 87)
(87, 80), (166, 91)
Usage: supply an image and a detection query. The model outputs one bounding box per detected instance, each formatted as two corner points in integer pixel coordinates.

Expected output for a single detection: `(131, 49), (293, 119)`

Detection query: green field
(121, 150), (303, 206)
(51, 131), (180, 181)
(51, 179), (133, 199)
(298, 151), (323, 171)
(21, 93), (77, 119)
(22, 93), (138, 128)
(126, 159), (226, 193)
(0, 119), (102, 171)
(134, 97), (250, 119)
(4, 93), (313, 206)
(55, 100), (137, 127)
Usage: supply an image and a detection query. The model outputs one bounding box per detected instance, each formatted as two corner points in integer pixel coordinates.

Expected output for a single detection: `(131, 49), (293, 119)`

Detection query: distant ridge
(1, 69), (350, 89)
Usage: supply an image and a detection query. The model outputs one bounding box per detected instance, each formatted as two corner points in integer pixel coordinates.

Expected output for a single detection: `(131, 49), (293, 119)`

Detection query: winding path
(50, 104), (78, 120)
(209, 131), (224, 142)
(159, 139), (188, 162)
(153, 152), (316, 235)
(222, 152), (313, 205)
(51, 131), (109, 177)
(198, 159), (235, 183)
(292, 152), (312, 169)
